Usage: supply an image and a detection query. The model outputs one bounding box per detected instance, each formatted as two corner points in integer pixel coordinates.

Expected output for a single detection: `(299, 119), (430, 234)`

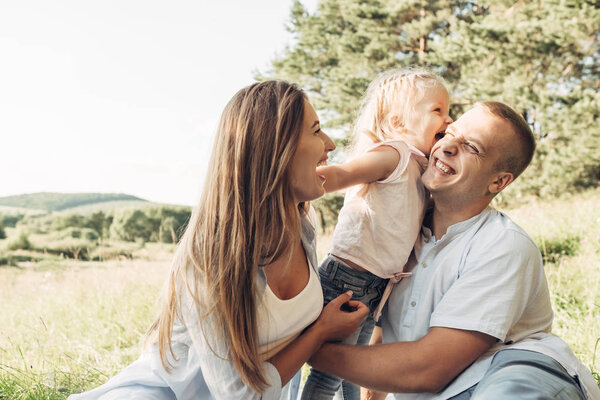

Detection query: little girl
(301, 69), (452, 400)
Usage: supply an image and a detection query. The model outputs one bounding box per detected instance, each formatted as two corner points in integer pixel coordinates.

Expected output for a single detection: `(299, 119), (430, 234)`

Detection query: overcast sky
(0, 0), (317, 205)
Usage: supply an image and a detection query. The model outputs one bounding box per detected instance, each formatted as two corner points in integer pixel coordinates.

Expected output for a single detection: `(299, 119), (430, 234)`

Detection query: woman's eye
(314, 129), (321, 135)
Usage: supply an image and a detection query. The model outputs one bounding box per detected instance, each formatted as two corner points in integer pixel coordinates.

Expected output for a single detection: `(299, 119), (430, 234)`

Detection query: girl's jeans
(301, 255), (388, 400)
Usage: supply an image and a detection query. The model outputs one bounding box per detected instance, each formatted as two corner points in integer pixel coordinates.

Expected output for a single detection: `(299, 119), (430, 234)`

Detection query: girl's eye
(433, 108), (441, 113)
(314, 128), (321, 135)
(434, 132), (445, 140)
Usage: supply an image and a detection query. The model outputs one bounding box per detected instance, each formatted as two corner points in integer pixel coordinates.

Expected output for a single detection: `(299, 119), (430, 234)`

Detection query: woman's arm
(187, 291), (368, 399)
(268, 291), (369, 385)
(319, 145), (401, 193)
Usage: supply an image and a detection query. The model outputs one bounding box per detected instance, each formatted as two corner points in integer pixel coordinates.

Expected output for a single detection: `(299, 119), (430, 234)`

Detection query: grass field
(0, 190), (598, 399)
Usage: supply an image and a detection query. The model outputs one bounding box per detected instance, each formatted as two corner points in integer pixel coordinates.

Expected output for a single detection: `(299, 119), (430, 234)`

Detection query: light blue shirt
(381, 207), (599, 399)
(68, 209), (319, 400)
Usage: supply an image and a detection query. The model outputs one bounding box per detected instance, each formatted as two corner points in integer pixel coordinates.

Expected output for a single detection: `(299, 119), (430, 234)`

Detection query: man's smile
(434, 158), (456, 175)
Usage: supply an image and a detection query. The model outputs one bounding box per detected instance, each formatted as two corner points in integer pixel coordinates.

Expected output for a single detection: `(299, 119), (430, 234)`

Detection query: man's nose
(439, 136), (458, 156)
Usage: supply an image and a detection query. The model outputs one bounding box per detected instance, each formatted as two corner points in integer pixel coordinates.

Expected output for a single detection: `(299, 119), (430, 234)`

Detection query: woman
(69, 81), (368, 400)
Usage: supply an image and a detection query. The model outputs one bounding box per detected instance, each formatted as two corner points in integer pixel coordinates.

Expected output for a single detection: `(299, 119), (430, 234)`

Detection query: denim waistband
(321, 254), (387, 288)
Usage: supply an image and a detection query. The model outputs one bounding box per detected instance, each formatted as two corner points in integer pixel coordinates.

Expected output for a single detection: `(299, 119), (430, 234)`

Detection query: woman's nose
(321, 131), (336, 152)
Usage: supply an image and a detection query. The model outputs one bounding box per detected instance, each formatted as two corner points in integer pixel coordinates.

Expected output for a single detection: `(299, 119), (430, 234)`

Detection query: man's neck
(430, 195), (490, 239)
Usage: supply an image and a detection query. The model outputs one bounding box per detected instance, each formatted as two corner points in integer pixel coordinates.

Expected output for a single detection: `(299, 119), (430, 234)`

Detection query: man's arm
(310, 326), (496, 394)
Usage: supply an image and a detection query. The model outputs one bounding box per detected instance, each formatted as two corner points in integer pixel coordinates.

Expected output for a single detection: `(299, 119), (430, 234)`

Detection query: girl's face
(289, 101), (336, 204)
(403, 85), (452, 155)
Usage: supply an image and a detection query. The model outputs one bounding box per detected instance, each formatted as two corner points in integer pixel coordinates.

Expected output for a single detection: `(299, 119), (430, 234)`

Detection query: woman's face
(289, 101), (335, 204)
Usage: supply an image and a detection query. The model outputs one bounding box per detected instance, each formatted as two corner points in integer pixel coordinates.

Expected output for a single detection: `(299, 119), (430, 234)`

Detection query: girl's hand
(313, 291), (368, 342)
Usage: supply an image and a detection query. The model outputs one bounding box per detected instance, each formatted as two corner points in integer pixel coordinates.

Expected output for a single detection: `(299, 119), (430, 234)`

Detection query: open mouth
(317, 159), (328, 167)
(434, 158), (456, 175)
(434, 130), (446, 141)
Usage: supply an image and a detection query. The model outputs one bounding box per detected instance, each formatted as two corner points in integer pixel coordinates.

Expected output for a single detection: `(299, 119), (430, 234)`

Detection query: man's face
(422, 106), (513, 202)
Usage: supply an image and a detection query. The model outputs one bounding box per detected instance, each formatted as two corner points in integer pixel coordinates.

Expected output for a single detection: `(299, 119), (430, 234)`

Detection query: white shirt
(331, 140), (428, 278)
(381, 207), (600, 400)
(68, 208), (322, 400)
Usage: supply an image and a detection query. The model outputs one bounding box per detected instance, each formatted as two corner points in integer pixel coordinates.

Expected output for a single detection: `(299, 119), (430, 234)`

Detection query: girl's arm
(319, 145), (401, 193)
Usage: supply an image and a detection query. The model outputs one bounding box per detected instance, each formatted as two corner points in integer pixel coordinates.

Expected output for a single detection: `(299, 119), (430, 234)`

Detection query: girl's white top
(330, 140), (429, 278)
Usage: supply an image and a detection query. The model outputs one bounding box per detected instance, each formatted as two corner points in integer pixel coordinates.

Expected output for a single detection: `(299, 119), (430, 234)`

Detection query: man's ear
(488, 172), (514, 194)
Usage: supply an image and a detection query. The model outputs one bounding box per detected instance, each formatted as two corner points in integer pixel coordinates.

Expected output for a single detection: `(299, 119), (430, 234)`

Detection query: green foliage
(0, 220), (5, 240)
(7, 233), (32, 251)
(0, 192), (146, 212)
(536, 234), (581, 264)
(42, 238), (96, 260)
(109, 207), (190, 243)
(266, 0), (600, 204)
(312, 193), (345, 232)
(1, 214), (24, 228)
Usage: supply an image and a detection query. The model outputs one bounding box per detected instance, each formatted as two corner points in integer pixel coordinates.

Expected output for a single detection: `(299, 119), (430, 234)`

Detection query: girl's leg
(301, 256), (386, 400)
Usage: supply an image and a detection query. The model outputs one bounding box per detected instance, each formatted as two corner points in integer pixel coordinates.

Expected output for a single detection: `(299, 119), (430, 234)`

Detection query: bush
(52, 227), (99, 242)
(0, 220), (6, 240)
(536, 235), (580, 264)
(7, 232), (32, 251)
(1, 214), (24, 228)
(43, 238), (96, 260)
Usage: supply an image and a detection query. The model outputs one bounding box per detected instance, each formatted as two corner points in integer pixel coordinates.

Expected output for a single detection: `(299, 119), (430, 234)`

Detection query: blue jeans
(301, 255), (388, 400)
(449, 349), (587, 399)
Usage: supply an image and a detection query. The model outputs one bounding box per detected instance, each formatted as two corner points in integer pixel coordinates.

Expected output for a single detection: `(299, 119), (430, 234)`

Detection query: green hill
(0, 192), (148, 212)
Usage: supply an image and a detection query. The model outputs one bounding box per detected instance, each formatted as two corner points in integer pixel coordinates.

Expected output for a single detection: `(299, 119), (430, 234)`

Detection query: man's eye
(465, 143), (479, 153)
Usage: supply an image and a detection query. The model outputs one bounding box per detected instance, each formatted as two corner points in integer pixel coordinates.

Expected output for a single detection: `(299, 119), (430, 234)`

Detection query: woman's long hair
(146, 81), (307, 392)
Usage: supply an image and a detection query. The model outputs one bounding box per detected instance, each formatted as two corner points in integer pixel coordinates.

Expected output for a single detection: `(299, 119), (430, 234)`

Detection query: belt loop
(326, 255), (338, 280)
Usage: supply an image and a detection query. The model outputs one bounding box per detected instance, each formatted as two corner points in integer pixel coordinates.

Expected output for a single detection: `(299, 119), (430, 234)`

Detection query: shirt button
(422, 262), (427, 268)
(410, 301), (417, 307)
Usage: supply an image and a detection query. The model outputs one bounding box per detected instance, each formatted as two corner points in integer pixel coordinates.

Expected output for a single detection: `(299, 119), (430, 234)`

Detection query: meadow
(0, 189), (599, 399)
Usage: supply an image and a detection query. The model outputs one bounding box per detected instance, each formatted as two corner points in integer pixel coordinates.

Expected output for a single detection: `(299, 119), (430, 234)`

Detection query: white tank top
(257, 259), (323, 359)
(330, 140), (428, 278)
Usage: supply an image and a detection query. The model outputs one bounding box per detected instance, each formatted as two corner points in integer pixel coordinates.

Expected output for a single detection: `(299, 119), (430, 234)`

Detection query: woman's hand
(312, 290), (369, 342)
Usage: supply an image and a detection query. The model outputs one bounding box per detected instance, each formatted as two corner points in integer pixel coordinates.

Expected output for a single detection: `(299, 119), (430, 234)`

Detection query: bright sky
(0, 0), (317, 206)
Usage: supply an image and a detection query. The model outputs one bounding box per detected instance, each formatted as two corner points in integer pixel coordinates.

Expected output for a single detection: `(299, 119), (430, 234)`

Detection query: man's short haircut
(477, 101), (536, 179)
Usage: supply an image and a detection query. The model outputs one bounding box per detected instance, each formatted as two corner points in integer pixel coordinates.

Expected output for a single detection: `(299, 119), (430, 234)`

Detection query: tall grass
(500, 190), (600, 382)
(0, 190), (598, 399)
(0, 259), (169, 399)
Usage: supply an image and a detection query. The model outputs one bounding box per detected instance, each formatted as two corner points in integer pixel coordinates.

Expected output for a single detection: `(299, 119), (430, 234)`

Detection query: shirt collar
(422, 207), (494, 243)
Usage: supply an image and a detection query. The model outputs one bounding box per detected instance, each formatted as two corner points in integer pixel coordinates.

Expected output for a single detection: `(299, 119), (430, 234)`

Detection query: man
(309, 102), (600, 399)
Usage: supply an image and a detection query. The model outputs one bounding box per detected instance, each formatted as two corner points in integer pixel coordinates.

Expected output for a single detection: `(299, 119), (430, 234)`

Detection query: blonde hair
(351, 68), (447, 155)
(146, 81), (308, 393)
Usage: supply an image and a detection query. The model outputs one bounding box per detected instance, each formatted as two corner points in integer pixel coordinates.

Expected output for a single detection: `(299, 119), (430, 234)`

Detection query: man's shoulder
(471, 208), (539, 255)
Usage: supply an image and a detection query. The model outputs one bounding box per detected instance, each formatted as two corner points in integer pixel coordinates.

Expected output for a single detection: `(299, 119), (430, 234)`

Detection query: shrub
(536, 235), (580, 264)
(0, 220), (6, 240)
(7, 232), (32, 251)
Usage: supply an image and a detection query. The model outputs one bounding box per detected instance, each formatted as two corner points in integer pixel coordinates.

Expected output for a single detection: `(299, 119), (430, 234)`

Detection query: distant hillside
(0, 192), (148, 212)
